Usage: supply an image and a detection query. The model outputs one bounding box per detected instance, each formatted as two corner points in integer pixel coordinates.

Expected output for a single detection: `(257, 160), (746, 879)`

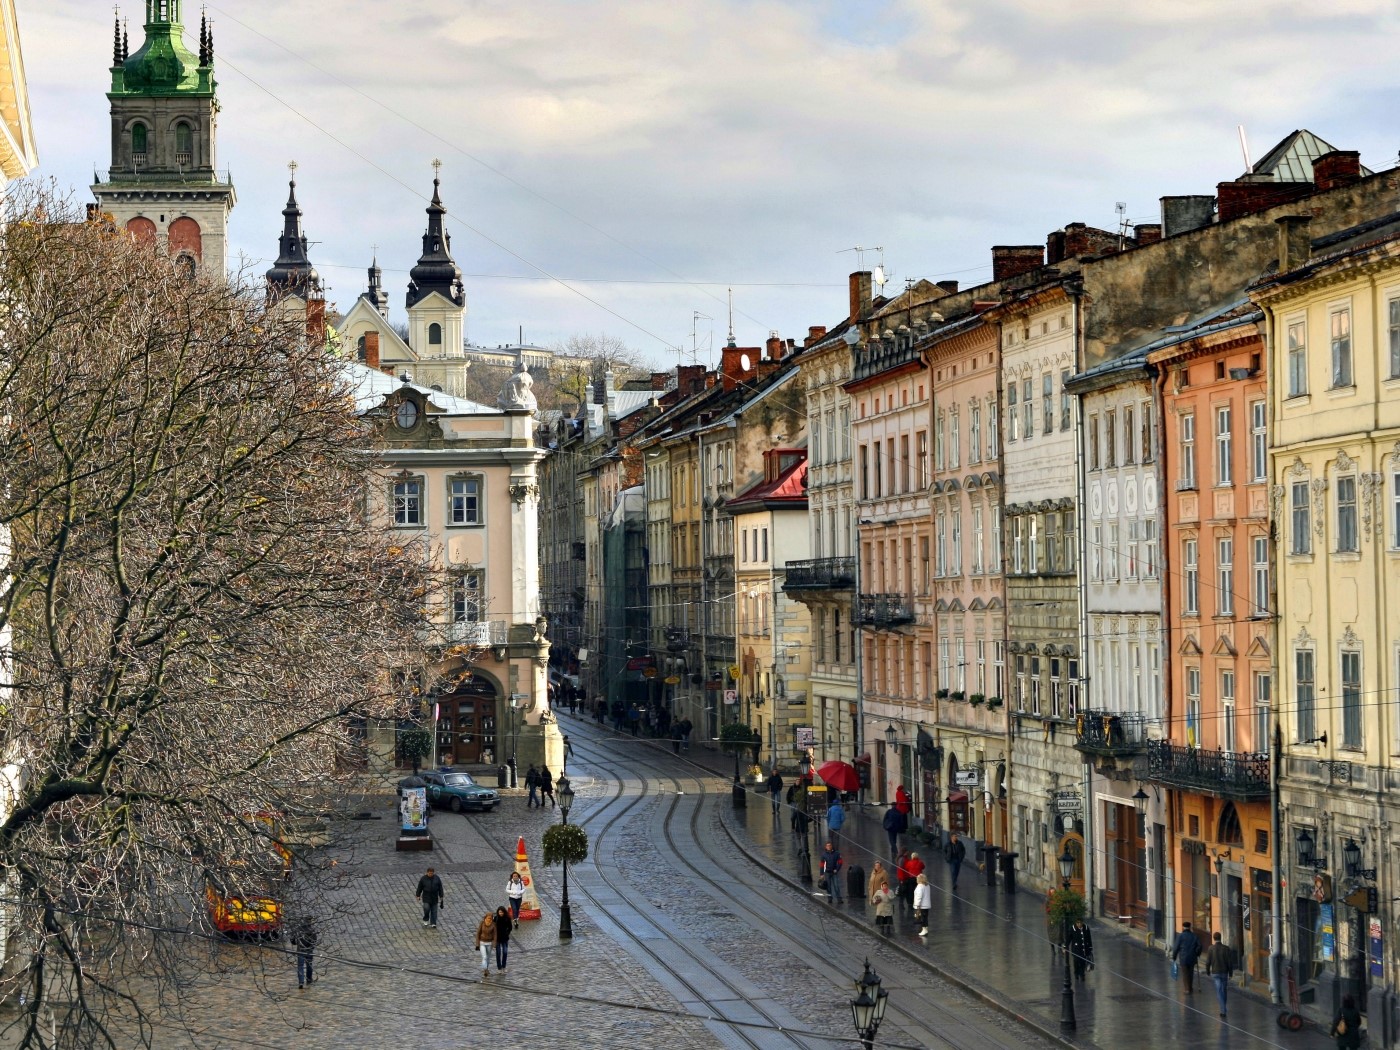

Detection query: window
(1336, 474), (1358, 552)
(977, 640), (987, 695)
(994, 642), (1006, 699)
(1090, 523), (1102, 581)
(987, 400), (999, 459)
(956, 638), (966, 692)
(991, 508), (1002, 572)
(1123, 404), (1135, 465)
(920, 536), (930, 592)
(1252, 535), (1269, 614)
(1105, 409), (1116, 468)
(1291, 480), (1312, 554)
(1028, 514), (1039, 573)
(1180, 412), (1196, 489)
(1016, 655), (1027, 711)
(950, 509), (962, 576)
(859, 445), (870, 500)
(1050, 658), (1063, 717)
(393, 478), (424, 526)
(447, 476), (482, 525)
(1215, 405), (1232, 486)
(1060, 370), (1072, 431)
(174, 121), (193, 158)
(916, 431), (928, 487)
(1296, 649), (1316, 743)
(761, 527), (769, 562)
(900, 434), (911, 492)
(972, 506), (984, 574)
(1088, 415), (1100, 470)
(1186, 667), (1202, 748)
(840, 408), (850, 459)
(810, 417), (822, 466)
(1022, 379), (1033, 439)
(949, 407), (960, 469)
(1341, 649), (1363, 749)
(1042, 373), (1054, 434)
(1045, 512), (1058, 573)
(1393, 470), (1400, 549)
(936, 513), (947, 577)
(1062, 511), (1076, 572)
(935, 413), (945, 472)
(1067, 658), (1080, 715)
(1012, 516), (1025, 574)
(130, 122), (148, 157)
(1287, 319), (1307, 397)
(1221, 670), (1237, 753)
(1007, 384), (1019, 442)
(1254, 671), (1272, 755)
(969, 405), (981, 464)
(450, 571), (482, 622)
(1217, 537), (1234, 615)
(428, 322), (443, 346)
(1125, 520), (1138, 580)
(1251, 401), (1267, 482)
(1106, 521), (1119, 581)
(1030, 656), (1042, 715)
(1141, 401), (1156, 462)
(940, 638), (950, 691)
(1390, 297), (1400, 379)
(1144, 519), (1159, 579)
(1183, 538), (1199, 615)
(1330, 306), (1353, 388)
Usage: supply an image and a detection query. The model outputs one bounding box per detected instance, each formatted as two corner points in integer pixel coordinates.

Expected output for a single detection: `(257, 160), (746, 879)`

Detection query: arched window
(428, 322), (443, 346)
(1217, 802), (1244, 847)
(131, 123), (148, 161)
(167, 217), (202, 262)
(356, 334), (367, 362)
(125, 217), (157, 244)
(174, 122), (193, 164)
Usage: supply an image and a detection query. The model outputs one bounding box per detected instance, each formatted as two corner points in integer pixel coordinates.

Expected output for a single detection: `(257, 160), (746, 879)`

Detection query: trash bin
(497, 765), (509, 789)
(999, 850), (1018, 895)
(847, 864), (866, 899)
(981, 845), (999, 887)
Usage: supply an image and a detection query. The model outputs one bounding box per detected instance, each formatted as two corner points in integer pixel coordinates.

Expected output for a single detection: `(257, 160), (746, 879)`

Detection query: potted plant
(397, 727), (433, 774)
(950, 690), (966, 702)
(986, 696), (1004, 710)
(542, 822), (590, 868)
(1047, 886), (1086, 931)
(966, 692), (982, 705)
(935, 688), (950, 700)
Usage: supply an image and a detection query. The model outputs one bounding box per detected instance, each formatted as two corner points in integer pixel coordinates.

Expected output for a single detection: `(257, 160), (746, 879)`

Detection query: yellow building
(1254, 216), (1400, 1020)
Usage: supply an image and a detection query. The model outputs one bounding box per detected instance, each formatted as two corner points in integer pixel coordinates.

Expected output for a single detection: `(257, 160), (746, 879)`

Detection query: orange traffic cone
(514, 836), (542, 920)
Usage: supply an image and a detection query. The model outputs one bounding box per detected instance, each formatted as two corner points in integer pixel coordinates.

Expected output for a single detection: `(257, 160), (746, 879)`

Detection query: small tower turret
(264, 164), (320, 301)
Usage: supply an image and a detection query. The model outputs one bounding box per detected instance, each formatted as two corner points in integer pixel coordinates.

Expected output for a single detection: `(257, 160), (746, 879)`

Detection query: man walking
(1204, 931), (1237, 1018)
(524, 764), (540, 808)
(882, 804), (907, 857)
(415, 866), (445, 928)
(826, 796), (846, 849)
(1170, 920), (1203, 994)
(766, 768), (784, 814)
(819, 841), (844, 902)
(291, 916), (318, 989)
(1068, 918), (1094, 981)
(944, 833), (966, 889)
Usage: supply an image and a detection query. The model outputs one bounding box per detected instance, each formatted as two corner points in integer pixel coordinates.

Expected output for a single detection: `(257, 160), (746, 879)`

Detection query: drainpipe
(1068, 279), (1095, 916)
(1154, 359), (1178, 953)
(1262, 302), (1283, 1005)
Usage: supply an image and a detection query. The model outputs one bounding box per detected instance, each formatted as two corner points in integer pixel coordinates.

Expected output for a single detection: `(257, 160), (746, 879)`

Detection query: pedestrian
(766, 768), (784, 814)
(867, 861), (889, 901)
(1332, 993), (1363, 1050)
(524, 764), (540, 807)
(896, 848), (914, 906)
(493, 906), (513, 973)
(474, 910), (497, 979)
(1204, 931), (1236, 1018)
(540, 765), (556, 807)
(1169, 920), (1203, 994)
(943, 833), (966, 889)
(506, 871), (525, 927)
(894, 783), (912, 815)
(563, 734), (575, 760)
(882, 804), (907, 857)
(680, 718), (692, 751)
(826, 797), (846, 848)
(913, 873), (932, 936)
(819, 841), (844, 902)
(870, 878), (894, 933)
(415, 866), (444, 928)
(1068, 918), (1095, 981)
(905, 851), (926, 900)
(290, 916), (318, 989)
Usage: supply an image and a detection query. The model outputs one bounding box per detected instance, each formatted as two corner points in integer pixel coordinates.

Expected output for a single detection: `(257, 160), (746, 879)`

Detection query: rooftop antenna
(1115, 201), (1128, 249)
(726, 288), (735, 347)
(1237, 125), (1253, 174)
(872, 246), (888, 292)
(692, 311), (712, 364)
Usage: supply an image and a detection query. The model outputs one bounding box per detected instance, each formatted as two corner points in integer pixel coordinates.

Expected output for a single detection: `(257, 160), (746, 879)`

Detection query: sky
(19, 0), (1400, 370)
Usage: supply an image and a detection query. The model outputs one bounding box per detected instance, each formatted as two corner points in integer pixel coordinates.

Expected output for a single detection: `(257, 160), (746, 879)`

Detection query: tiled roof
(341, 360), (496, 416)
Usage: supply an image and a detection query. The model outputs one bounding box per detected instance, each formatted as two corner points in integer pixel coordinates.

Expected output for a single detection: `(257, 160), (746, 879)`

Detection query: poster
(1370, 917), (1383, 978)
(400, 787), (428, 832)
(1318, 904), (1335, 962)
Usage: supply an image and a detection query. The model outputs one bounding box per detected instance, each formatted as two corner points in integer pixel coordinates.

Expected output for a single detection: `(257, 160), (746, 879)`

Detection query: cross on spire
(432, 158), (442, 179)
(288, 160), (299, 180)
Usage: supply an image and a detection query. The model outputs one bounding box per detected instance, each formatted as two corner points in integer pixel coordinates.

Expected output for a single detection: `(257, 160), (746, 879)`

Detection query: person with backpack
(943, 833), (966, 889)
(826, 797), (846, 848)
(1204, 931), (1237, 1019)
(1333, 993), (1363, 1049)
(819, 841), (844, 902)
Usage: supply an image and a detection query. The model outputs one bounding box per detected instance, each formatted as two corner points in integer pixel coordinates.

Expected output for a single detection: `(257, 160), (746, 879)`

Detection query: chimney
(756, 359), (779, 382)
(991, 245), (1045, 281)
(805, 325), (828, 347)
(1135, 223), (1162, 246)
(1046, 230), (1067, 265)
(363, 330), (380, 369)
(936, 280), (959, 294)
(650, 371), (670, 391)
(1216, 176), (1310, 223)
(1313, 150), (1362, 192)
(1161, 195), (1216, 237)
(849, 270), (873, 322)
(1276, 214), (1313, 273)
(766, 333), (784, 360)
(720, 345), (758, 391)
(306, 298), (326, 348)
(676, 364), (706, 397)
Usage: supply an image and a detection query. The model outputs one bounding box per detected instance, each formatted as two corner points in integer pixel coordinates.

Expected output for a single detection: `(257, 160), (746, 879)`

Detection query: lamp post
(849, 958), (889, 1050)
(557, 775), (574, 939)
(1131, 787), (1149, 817)
(1058, 845), (1077, 1030)
(797, 752), (813, 884)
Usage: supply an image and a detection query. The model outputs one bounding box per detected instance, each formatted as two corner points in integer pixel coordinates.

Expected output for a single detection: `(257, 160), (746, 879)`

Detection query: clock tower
(92, 1), (236, 274)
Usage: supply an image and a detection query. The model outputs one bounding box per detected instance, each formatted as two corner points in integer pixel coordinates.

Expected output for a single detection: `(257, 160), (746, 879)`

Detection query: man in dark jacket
(882, 805), (907, 856)
(415, 866), (445, 928)
(524, 764), (540, 807)
(1170, 921), (1203, 993)
(1068, 918), (1094, 981)
(766, 769), (784, 813)
(819, 842), (843, 902)
(1204, 931), (1237, 1018)
(291, 917), (319, 988)
(944, 833), (967, 889)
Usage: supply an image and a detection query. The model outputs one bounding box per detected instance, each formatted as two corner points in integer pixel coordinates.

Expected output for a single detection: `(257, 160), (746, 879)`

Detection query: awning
(946, 790), (969, 804)
(853, 752), (872, 765)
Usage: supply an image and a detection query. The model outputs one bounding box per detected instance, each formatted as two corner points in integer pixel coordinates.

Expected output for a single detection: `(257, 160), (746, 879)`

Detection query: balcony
(419, 619), (509, 649)
(852, 334), (921, 383)
(175, 151), (192, 167)
(1146, 740), (1269, 801)
(784, 556), (856, 591)
(856, 593), (915, 629)
(1074, 710), (1154, 759)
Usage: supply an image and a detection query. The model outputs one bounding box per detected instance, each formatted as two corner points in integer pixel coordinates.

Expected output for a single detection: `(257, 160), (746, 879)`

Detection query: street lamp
(1131, 787), (1149, 816)
(1058, 845), (1077, 1030)
(849, 958), (889, 1050)
(557, 774), (574, 939)
(797, 752), (813, 884)
(884, 723), (898, 751)
(1296, 828), (1328, 871)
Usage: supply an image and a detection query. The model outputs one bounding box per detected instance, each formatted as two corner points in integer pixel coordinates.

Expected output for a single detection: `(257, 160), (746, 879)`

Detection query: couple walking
(475, 872), (529, 978)
(525, 764), (556, 808)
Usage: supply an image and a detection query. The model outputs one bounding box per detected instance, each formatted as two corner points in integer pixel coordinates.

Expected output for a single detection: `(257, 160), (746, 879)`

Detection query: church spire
(264, 163), (321, 300)
(113, 9), (123, 67)
(365, 250), (389, 316)
(198, 10), (210, 66)
(405, 160), (465, 309)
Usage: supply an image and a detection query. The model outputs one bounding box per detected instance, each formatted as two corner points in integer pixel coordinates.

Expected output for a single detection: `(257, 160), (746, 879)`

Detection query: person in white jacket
(913, 873), (932, 936)
(506, 872), (525, 928)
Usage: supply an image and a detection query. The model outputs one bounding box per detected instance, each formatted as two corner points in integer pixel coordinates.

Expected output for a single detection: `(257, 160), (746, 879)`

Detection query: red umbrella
(816, 760), (859, 793)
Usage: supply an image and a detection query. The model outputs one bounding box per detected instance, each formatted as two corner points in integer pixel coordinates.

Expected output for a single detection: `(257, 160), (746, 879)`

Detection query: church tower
(405, 165), (465, 358)
(92, 1), (236, 274)
(264, 169), (325, 344)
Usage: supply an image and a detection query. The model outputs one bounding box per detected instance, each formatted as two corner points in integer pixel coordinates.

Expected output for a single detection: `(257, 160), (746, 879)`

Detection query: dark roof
(265, 178), (321, 298)
(406, 178), (465, 309)
(1249, 129), (1373, 183)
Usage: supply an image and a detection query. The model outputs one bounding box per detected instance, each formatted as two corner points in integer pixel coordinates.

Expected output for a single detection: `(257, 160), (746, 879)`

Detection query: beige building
(1254, 217), (1400, 1021)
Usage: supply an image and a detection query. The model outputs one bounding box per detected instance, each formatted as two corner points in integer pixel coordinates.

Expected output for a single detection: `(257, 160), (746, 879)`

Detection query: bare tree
(544, 334), (647, 410)
(0, 187), (428, 1047)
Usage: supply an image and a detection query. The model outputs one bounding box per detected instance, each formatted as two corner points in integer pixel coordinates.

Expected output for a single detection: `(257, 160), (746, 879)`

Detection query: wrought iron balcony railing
(784, 556), (857, 591)
(1074, 710), (1154, 758)
(1146, 740), (1270, 800)
(856, 593), (915, 629)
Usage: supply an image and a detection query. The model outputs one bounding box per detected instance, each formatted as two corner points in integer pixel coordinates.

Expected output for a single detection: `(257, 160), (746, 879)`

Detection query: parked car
(421, 771), (498, 813)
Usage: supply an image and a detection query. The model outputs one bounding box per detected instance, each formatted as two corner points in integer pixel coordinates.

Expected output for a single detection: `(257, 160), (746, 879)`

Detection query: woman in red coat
(895, 784), (912, 815)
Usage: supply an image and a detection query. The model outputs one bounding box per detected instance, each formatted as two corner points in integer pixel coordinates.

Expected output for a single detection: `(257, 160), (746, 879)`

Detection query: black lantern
(1296, 828), (1317, 868)
(1058, 845), (1075, 886)
(1056, 845), (1077, 1030)
(884, 723), (898, 750)
(557, 775), (574, 821)
(1343, 838), (1361, 878)
(849, 958), (889, 1049)
(1131, 787), (1149, 816)
(556, 774), (574, 939)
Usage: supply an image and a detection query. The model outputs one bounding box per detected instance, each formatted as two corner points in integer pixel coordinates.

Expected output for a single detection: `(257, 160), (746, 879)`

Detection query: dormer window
(428, 322), (443, 346)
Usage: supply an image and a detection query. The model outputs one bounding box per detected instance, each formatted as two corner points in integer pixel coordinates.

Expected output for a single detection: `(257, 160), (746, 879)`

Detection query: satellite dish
(739, 353), (752, 370)
(873, 265), (887, 288)
(843, 327), (861, 346)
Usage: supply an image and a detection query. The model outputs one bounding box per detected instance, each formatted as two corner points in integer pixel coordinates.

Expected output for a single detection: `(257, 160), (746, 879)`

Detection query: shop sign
(795, 726), (815, 749)
(1370, 918), (1383, 977)
(723, 689), (738, 705)
(954, 769), (980, 787)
